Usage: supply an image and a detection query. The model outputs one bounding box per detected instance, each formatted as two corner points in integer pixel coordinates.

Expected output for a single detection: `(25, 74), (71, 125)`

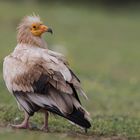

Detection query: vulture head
(17, 14), (52, 48)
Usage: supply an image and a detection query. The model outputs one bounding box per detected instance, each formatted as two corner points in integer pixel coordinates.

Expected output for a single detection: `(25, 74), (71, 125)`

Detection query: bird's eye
(33, 25), (36, 29)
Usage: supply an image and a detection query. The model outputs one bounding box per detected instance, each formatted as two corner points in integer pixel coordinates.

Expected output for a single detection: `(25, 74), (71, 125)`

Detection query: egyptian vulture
(3, 15), (91, 131)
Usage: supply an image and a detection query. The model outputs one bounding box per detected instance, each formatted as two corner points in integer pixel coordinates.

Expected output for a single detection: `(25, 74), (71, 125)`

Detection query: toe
(10, 124), (29, 129)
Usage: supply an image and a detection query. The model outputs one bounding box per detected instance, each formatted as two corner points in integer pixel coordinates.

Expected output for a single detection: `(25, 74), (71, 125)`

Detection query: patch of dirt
(64, 132), (128, 140)
(0, 126), (129, 140)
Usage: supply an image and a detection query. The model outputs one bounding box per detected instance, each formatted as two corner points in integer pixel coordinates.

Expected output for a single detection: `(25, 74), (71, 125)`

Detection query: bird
(3, 14), (91, 132)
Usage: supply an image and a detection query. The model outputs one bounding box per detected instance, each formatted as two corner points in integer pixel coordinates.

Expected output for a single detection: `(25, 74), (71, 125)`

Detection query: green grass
(0, 1), (140, 140)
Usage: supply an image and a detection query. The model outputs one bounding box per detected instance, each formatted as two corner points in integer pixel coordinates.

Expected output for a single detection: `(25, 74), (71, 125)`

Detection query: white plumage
(3, 15), (91, 131)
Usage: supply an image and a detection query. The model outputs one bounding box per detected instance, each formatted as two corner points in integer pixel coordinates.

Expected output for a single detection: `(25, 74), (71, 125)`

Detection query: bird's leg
(41, 111), (49, 132)
(11, 111), (30, 129)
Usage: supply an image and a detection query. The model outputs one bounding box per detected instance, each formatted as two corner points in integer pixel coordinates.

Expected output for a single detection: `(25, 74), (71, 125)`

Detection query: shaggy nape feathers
(17, 15), (46, 48)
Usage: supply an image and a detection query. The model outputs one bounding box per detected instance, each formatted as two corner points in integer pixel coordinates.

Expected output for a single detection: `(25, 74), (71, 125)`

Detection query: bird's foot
(41, 125), (49, 132)
(10, 123), (29, 129)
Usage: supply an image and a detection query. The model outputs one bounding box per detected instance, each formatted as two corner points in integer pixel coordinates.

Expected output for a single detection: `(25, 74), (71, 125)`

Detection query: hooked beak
(40, 25), (53, 34)
(47, 28), (53, 34)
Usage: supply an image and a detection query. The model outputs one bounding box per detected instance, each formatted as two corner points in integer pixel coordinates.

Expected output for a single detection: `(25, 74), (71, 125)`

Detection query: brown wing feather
(11, 59), (73, 95)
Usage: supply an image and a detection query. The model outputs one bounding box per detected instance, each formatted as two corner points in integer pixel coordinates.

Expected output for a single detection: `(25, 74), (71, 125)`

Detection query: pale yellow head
(17, 15), (52, 47)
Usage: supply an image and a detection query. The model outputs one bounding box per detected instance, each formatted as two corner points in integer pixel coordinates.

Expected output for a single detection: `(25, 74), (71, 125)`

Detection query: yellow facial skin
(31, 23), (49, 36)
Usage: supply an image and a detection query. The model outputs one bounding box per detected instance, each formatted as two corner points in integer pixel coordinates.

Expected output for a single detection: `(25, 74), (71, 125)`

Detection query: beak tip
(47, 28), (53, 34)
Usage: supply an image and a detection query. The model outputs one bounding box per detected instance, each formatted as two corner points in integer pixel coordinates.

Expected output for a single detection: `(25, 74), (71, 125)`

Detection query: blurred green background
(0, 1), (140, 139)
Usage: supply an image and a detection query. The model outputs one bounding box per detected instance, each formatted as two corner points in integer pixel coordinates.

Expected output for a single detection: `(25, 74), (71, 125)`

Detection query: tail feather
(44, 105), (91, 129)
(65, 107), (91, 128)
